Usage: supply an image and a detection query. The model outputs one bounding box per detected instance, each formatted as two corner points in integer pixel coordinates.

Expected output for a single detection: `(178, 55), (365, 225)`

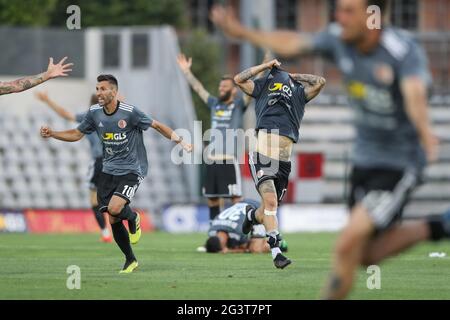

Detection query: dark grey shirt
(206, 95), (246, 157)
(312, 24), (432, 170)
(250, 68), (307, 143)
(208, 202), (250, 246)
(77, 102), (153, 177)
(75, 112), (103, 160)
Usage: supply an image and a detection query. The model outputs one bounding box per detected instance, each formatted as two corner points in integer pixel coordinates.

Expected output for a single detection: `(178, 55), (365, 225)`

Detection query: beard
(98, 93), (114, 106)
(219, 91), (232, 102)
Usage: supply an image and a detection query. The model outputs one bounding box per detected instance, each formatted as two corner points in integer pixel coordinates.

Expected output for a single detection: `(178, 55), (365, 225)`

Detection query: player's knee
(249, 243), (264, 254)
(207, 198), (220, 207)
(262, 195), (278, 211)
(107, 203), (123, 216)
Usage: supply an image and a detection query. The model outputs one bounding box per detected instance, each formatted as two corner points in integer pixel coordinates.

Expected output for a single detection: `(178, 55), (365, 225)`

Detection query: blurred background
(0, 0), (449, 235)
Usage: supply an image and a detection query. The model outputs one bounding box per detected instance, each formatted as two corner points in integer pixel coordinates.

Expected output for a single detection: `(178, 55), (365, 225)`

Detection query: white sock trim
(271, 247), (281, 259)
(264, 209), (277, 216)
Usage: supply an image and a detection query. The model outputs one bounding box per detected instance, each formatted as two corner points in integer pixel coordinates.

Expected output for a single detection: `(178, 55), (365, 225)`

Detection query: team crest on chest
(118, 119), (127, 129)
(374, 63), (394, 86)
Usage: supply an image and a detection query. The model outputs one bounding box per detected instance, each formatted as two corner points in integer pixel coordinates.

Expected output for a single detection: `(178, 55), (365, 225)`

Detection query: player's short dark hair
(97, 74), (118, 89)
(221, 75), (236, 86)
(205, 236), (222, 253)
(367, 0), (390, 16)
(90, 94), (98, 105)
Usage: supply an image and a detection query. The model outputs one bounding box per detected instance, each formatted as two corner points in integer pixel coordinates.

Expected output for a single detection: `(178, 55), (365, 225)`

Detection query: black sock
(427, 215), (447, 241)
(209, 205), (220, 221)
(92, 205), (106, 230)
(118, 205), (137, 221)
(111, 221), (135, 262)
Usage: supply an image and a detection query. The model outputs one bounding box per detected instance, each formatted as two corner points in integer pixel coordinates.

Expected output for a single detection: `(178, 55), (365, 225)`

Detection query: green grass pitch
(1, 232), (449, 299)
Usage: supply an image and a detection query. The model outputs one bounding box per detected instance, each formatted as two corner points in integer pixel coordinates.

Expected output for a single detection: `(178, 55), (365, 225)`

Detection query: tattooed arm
(0, 73), (47, 96)
(234, 59), (281, 96)
(177, 54), (210, 104)
(0, 57), (73, 96)
(242, 50), (273, 107)
(289, 73), (326, 102)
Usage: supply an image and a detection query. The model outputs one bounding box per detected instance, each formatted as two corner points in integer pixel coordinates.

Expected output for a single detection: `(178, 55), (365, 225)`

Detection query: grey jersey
(208, 202), (250, 246)
(312, 24), (431, 170)
(206, 95), (246, 158)
(75, 112), (103, 160)
(251, 68), (307, 143)
(77, 102), (153, 177)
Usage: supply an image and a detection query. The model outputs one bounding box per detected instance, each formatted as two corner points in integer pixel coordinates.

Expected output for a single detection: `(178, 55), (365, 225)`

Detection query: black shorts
(248, 152), (291, 203)
(87, 157), (103, 190)
(348, 167), (422, 231)
(203, 159), (242, 198)
(97, 172), (143, 212)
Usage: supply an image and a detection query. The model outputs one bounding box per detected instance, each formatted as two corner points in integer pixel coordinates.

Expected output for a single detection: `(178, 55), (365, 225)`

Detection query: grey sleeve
(207, 96), (219, 109)
(132, 107), (153, 131)
(77, 111), (96, 134)
(398, 41), (431, 85)
(75, 112), (87, 124)
(250, 77), (267, 98)
(311, 24), (341, 61)
(298, 84), (308, 104)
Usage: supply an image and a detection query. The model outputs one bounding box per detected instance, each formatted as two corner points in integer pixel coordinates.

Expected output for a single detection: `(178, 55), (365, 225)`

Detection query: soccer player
(212, 0), (450, 298)
(205, 198), (288, 254)
(233, 59), (325, 269)
(35, 91), (112, 243)
(177, 53), (250, 222)
(40, 74), (193, 273)
(0, 57), (73, 96)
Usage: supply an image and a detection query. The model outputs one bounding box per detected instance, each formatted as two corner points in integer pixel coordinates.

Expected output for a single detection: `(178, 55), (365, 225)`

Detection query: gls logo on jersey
(269, 83), (292, 97)
(102, 133), (127, 141)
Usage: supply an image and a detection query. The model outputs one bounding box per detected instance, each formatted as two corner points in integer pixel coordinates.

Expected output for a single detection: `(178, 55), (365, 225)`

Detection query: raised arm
(289, 73), (326, 102)
(210, 5), (313, 58)
(0, 57), (73, 96)
(234, 59), (281, 96)
(40, 126), (84, 142)
(177, 54), (211, 104)
(242, 50), (273, 107)
(402, 77), (439, 163)
(35, 91), (76, 122)
(151, 120), (193, 153)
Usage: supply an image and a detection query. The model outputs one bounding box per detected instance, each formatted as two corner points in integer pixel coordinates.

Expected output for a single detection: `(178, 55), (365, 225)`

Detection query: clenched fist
(40, 126), (53, 138)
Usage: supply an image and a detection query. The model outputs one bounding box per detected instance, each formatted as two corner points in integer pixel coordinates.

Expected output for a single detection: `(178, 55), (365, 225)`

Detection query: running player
(205, 198), (288, 254)
(233, 59), (325, 269)
(212, 0), (450, 298)
(177, 54), (249, 222)
(0, 57), (72, 96)
(35, 91), (111, 242)
(40, 74), (193, 273)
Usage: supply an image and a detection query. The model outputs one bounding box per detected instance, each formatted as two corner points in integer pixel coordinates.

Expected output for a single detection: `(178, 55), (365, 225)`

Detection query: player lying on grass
(233, 59), (325, 269)
(0, 57), (73, 95)
(40, 74), (193, 274)
(205, 198), (288, 254)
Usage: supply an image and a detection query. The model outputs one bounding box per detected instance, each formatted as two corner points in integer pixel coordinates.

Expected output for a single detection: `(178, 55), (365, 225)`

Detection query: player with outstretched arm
(40, 74), (192, 273)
